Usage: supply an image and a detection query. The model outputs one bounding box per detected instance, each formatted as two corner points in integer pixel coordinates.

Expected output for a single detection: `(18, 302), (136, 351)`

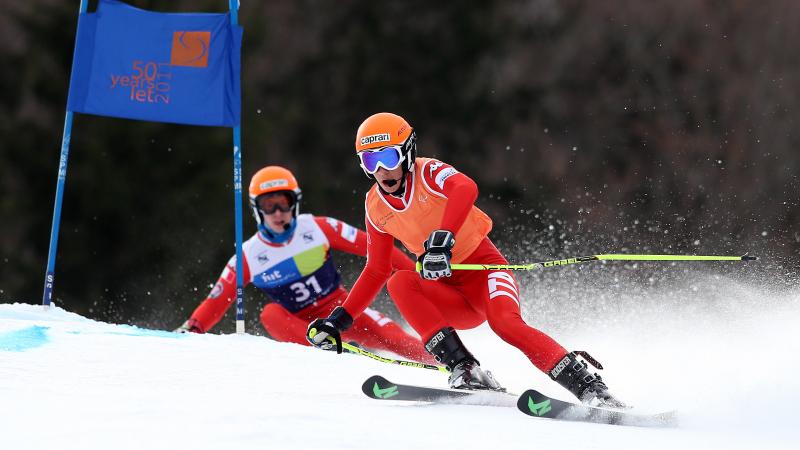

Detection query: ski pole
(416, 254), (757, 272)
(341, 342), (449, 373)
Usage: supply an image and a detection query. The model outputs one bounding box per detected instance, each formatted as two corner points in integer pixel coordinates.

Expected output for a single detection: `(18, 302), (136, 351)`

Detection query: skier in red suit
(177, 165), (431, 363)
(307, 113), (625, 408)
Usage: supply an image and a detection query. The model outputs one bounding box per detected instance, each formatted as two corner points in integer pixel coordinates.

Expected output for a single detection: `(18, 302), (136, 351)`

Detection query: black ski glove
(306, 306), (354, 353)
(418, 229), (456, 280)
(174, 318), (203, 334)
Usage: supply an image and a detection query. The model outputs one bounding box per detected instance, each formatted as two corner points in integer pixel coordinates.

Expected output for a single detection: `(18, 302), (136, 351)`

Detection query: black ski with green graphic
(362, 375), (516, 406)
(517, 389), (677, 427)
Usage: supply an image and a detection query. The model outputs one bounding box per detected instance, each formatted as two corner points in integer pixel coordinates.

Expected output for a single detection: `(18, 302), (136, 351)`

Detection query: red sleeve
(315, 216), (415, 271)
(341, 218), (395, 318)
(189, 256), (251, 333)
(421, 159), (479, 234)
(315, 216), (366, 255)
(390, 245), (416, 271)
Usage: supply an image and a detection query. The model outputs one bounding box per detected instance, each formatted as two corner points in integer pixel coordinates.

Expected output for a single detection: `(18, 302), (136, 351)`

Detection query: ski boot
(425, 327), (504, 392)
(549, 351), (626, 409)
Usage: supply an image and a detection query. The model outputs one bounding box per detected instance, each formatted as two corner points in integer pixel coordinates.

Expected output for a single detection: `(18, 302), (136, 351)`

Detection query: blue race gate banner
(67, 0), (242, 127)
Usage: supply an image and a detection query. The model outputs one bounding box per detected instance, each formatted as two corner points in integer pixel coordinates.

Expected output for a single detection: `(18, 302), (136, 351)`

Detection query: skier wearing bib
(177, 166), (431, 363)
(307, 113), (625, 408)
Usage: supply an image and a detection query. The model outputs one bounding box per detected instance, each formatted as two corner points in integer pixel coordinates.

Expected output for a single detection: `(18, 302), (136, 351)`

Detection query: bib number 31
(289, 276), (323, 302)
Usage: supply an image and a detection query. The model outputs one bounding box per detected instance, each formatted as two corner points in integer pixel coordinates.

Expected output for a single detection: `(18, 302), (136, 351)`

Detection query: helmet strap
(403, 130), (417, 172)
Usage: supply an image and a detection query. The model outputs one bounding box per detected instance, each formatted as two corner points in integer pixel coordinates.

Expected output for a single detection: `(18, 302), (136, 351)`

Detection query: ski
(363, 376), (676, 426)
(516, 389), (677, 427)
(362, 375), (516, 407)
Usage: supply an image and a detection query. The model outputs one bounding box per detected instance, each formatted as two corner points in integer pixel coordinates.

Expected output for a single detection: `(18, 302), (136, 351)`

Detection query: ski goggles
(358, 146), (405, 174)
(256, 193), (294, 214)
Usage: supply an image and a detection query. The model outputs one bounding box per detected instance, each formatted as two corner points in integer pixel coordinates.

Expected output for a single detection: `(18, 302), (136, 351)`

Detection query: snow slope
(1, 285), (798, 450)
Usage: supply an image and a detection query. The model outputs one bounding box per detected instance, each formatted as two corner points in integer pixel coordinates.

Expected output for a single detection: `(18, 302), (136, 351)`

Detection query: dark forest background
(1, 0), (798, 332)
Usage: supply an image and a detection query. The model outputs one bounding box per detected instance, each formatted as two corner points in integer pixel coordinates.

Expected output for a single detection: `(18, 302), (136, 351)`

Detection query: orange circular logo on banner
(170, 31), (210, 67)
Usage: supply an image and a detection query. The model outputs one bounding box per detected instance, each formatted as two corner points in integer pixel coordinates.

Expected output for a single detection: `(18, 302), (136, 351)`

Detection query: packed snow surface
(1, 280), (798, 449)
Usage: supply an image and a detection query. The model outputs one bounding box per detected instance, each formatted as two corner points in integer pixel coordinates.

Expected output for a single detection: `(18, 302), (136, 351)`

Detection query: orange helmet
(248, 166), (302, 228)
(355, 112), (417, 178)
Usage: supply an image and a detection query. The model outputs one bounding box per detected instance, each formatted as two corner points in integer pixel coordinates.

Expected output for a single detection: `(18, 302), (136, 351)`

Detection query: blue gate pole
(43, 0), (90, 307)
(232, 128), (245, 334)
(229, 0), (245, 334)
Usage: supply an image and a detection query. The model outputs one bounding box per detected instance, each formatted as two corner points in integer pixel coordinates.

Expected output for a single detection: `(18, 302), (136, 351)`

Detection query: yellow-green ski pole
(416, 254), (757, 272)
(341, 342), (449, 373)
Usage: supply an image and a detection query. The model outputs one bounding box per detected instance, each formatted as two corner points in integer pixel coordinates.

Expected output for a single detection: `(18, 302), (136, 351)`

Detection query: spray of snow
(2, 275), (798, 450)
